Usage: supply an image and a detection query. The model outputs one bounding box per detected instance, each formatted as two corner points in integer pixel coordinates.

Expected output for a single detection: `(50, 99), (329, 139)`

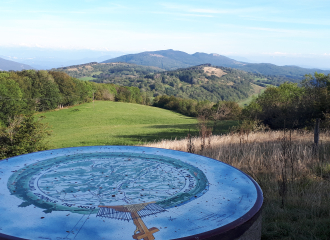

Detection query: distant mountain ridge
(0, 57), (34, 71)
(103, 49), (244, 71)
(103, 49), (330, 80)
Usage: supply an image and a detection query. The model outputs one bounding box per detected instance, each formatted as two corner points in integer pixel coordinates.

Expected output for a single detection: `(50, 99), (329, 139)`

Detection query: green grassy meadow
(78, 76), (97, 81)
(39, 101), (237, 149)
(39, 101), (195, 149)
(238, 83), (266, 107)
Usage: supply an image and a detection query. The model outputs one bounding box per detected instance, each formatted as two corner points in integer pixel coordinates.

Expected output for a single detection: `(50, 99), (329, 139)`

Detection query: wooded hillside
(56, 63), (268, 102)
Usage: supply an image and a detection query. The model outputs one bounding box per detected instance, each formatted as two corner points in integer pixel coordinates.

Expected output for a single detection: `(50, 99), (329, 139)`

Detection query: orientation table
(0, 146), (263, 240)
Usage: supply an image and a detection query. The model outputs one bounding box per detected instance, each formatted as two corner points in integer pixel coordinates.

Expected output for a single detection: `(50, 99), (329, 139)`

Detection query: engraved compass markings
(34, 158), (194, 207)
(4, 149), (219, 240)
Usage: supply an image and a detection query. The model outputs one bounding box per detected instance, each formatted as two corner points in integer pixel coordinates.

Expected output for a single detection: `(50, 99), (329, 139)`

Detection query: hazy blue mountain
(103, 49), (330, 80)
(237, 63), (330, 79)
(0, 57), (34, 71)
(103, 50), (190, 70)
(226, 54), (330, 70)
(0, 47), (127, 69)
(103, 49), (243, 70)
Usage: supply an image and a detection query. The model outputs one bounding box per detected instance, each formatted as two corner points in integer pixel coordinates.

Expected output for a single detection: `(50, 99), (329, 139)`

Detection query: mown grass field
(39, 101), (237, 149)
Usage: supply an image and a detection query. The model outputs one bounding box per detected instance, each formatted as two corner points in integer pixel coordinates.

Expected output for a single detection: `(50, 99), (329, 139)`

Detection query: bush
(0, 115), (50, 159)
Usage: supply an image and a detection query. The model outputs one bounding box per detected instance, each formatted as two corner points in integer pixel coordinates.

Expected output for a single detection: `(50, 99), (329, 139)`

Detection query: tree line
(0, 70), (147, 159)
(0, 70), (147, 123)
(153, 72), (330, 137)
(153, 95), (241, 119)
(2, 69), (329, 159)
(242, 73), (330, 130)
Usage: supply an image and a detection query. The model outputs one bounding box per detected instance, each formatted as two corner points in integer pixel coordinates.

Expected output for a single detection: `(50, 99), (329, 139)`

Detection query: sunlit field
(38, 101), (200, 148)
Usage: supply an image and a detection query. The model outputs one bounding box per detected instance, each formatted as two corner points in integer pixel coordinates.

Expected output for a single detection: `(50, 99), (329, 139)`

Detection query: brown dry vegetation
(144, 130), (330, 240)
(251, 83), (265, 94)
(67, 67), (79, 71)
(203, 66), (227, 78)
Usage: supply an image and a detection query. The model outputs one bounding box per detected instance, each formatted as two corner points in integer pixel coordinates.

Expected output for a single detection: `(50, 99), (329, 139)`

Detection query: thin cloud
(243, 15), (330, 26)
(159, 2), (188, 10)
(152, 11), (213, 18)
(160, 3), (265, 15)
(247, 26), (314, 35)
(188, 7), (264, 14)
(188, 8), (234, 14)
(0, 9), (86, 14)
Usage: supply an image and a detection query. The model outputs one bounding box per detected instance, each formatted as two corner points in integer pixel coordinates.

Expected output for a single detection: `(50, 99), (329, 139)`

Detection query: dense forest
(58, 62), (163, 79)
(57, 63), (268, 102)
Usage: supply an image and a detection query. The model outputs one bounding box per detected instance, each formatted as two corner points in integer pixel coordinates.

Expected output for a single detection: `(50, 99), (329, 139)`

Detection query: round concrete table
(0, 146), (263, 240)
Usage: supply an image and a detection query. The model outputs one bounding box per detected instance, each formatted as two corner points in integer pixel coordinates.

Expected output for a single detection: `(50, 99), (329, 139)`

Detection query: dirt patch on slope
(203, 67), (227, 78)
(67, 68), (78, 71)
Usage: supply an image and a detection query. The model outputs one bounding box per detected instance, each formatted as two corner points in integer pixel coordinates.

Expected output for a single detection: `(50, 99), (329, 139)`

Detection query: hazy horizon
(1, 0), (329, 54)
(1, 46), (330, 70)
(1, 0), (330, 69)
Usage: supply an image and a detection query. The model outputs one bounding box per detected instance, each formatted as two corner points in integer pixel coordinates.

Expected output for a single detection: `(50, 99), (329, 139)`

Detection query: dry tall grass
(144, 130), (330, 240)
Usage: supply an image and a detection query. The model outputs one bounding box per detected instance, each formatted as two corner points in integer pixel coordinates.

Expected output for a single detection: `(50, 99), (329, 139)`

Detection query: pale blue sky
(1, 0), (330, 57)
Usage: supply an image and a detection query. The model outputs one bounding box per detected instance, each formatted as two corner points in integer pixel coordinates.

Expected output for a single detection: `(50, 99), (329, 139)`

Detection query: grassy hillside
(39, 101), (198, 148)
(40, 101), (237, 149)
(238, 83), (266, 107)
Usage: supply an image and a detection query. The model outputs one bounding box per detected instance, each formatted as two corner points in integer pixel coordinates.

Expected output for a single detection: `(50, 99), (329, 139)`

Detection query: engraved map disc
(0, 146), (262, 240)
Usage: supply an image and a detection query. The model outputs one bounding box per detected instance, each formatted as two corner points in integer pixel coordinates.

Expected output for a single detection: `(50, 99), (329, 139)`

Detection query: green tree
(301, 72), (330, 120)
(0, 115), (50, 159)
(241, 75), (330, 129)
(49, 71), (79, 106)
(0, 74), (27, 125)
(18, 70), (61, 111)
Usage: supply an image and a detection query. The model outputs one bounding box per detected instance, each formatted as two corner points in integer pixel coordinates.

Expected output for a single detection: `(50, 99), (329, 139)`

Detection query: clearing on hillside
(40, 101), (236, 149)
(40, 101), (199, 149)
(203, 66), (227, 78)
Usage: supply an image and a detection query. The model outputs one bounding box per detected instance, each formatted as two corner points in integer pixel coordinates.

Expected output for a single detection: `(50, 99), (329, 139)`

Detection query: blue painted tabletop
(0, 146), (262, 240)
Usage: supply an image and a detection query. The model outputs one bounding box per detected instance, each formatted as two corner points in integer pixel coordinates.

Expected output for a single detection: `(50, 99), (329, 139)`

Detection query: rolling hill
(0, 57), (34, 71)
(55, 62), (164, 80)
(102, 49), (330, 80)
(56, 62), (264, 102)
(39, 101), (199, 148)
